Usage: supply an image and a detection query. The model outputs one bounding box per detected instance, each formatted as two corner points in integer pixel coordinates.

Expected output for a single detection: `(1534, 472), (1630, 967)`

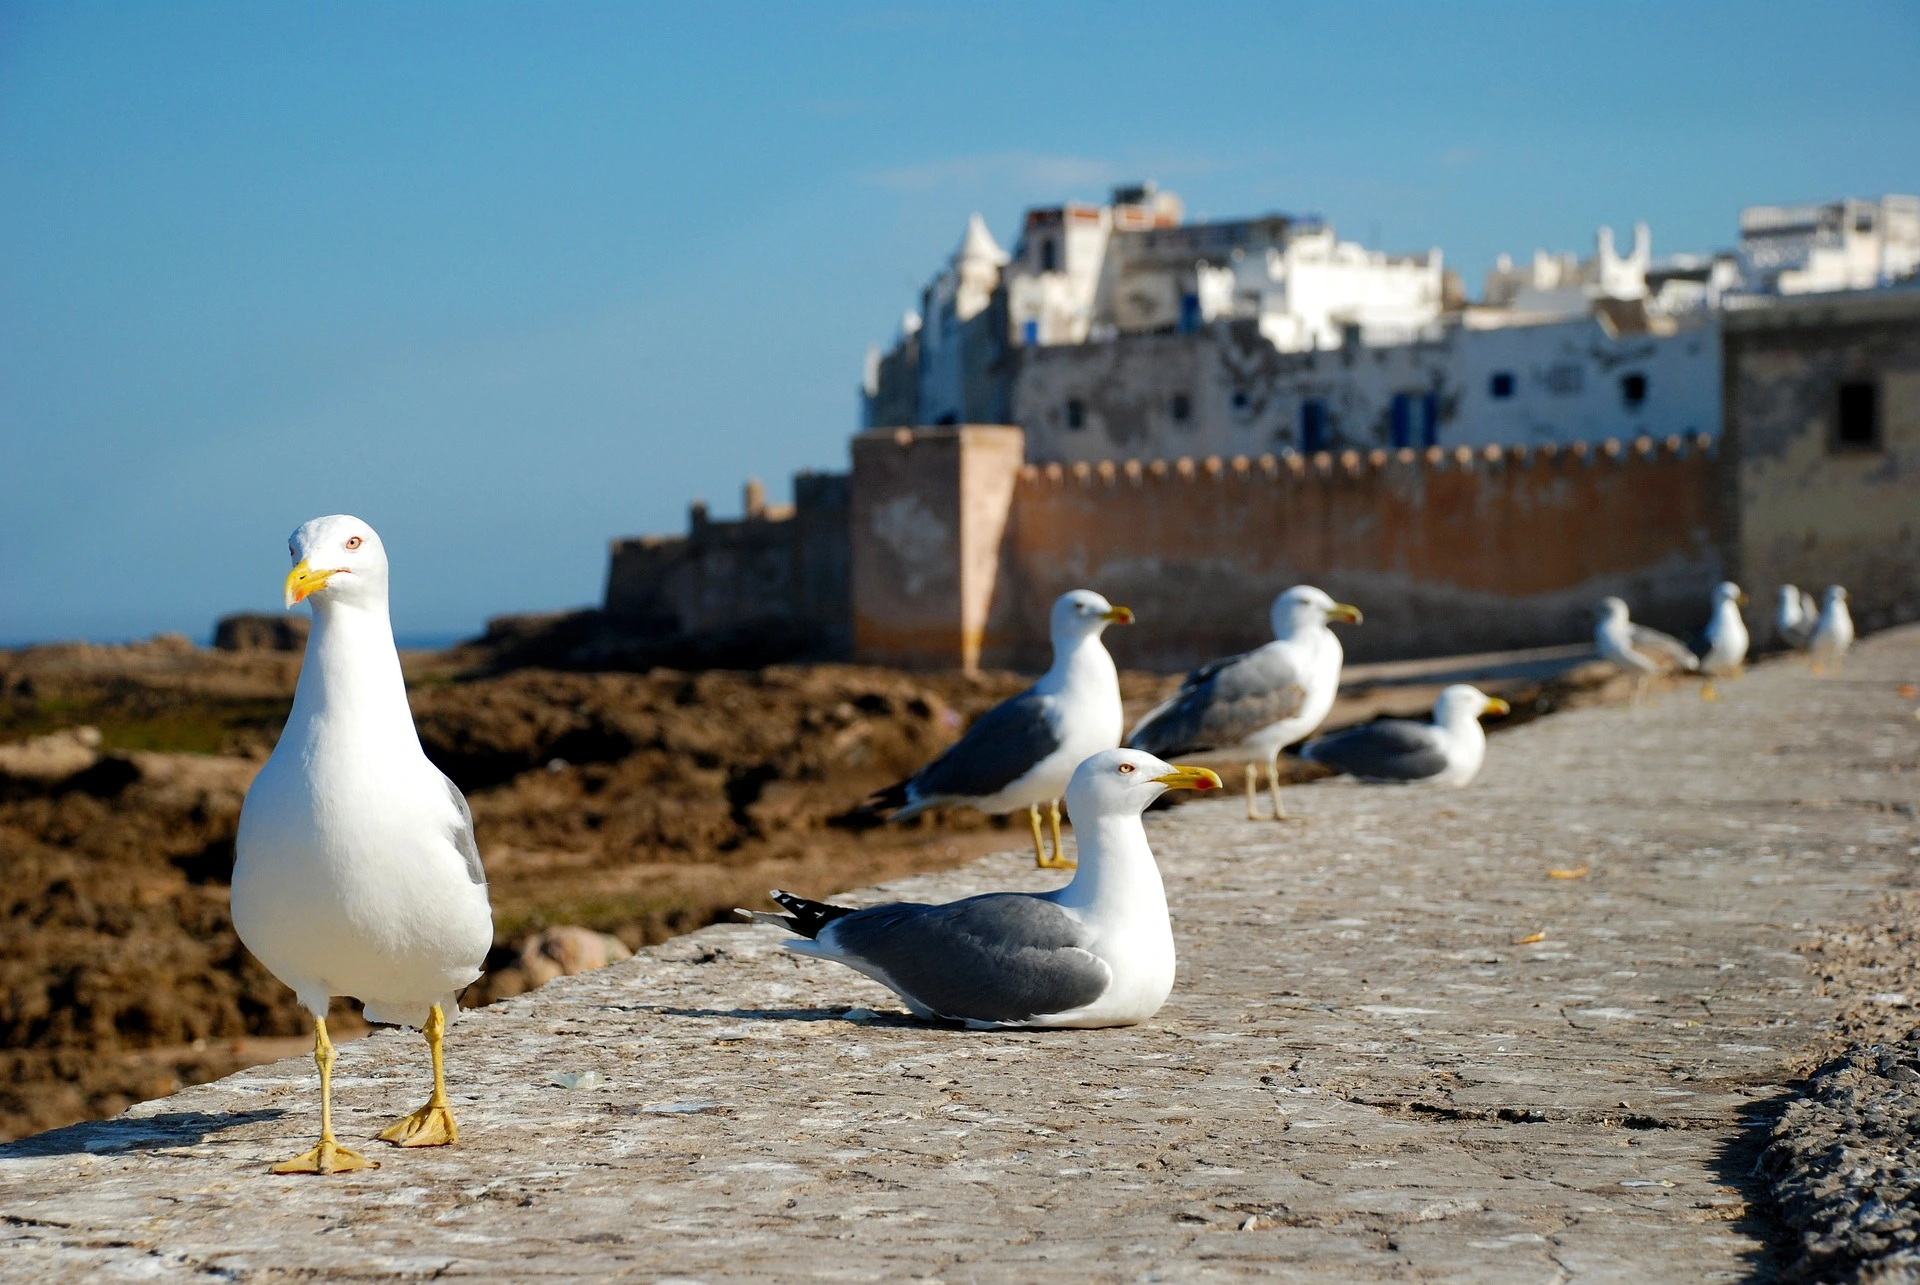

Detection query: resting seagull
(1298, 685), (1510, 787)
(232, 516), (493, 1174)
(1697, 581), (1750, 700)
(747, 750), (1220, 1028)
(1593, 596), (1698, 705)
(867, 590), (1131, 869)
(1126, 585), (1361, 821)
(1776, 585), (1818, 651)
(1809, 585), (1855, 673)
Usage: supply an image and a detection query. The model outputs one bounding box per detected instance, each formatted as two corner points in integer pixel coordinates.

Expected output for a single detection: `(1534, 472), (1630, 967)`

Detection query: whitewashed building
(1735, 194), (1920, 296)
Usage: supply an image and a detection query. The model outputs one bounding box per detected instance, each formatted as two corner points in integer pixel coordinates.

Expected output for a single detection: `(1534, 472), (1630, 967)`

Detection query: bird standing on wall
(1125, 585), (1361, 821)
(1697, 581), (1750, 700)
(232, 516), (494, 1174)
(1593, 596), (1699, 705)
(865, 590), (1132, 869)
(746, 750), (1221, 1028)
(1776, 585), (1819, 652)
(1298, 685), (1510, 787)
(1809, 586), (1855, 673)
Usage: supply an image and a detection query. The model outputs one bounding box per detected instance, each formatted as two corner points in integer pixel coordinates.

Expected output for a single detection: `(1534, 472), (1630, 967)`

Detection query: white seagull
(1775, 585), (1818, 651)
(748, 750), (1220, 1028)
(1809, 585), (1855, 673)
(232, 515), (493, 1174)
(868, 589), (1131, 869)
(1698, 581), (1750, 699)
(1298, 685), (1510, 787)
(1125, 585), (1361, 821)
(1593, 596), (1699, 704)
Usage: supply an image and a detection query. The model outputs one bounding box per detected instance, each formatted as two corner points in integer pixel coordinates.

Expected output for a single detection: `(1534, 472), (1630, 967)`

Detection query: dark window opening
(1836, 380), (1881, 452)
(1231, 389), (1250, 412)
(934, 412), (958, 426)
(1300, 400), (1329, 453)
(1178, 293), (1200, 333)
(1855, 213), (1876, 234)
(1621, 372), (1648, 407)
(1065, 399), (1086, 431)
(1171, 393), (1191, 423)
(1040, 240), (1058, 272)
(1489, 371), (1515, 399)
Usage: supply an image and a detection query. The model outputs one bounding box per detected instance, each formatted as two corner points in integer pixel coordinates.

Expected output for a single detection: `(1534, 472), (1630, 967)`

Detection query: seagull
(866, 589), (1131, 870)
(1809, 585), (1855, 673)
(1697, 581), (1750, 699)
(232, 515), (493, 1174)
(1776, 585), (1817, 651)
(1125, 585), (1361, 821)
(745, 750), (1221, 1028)
(1593, 596), (1699, 705)
(1298, 685), (1510, 787)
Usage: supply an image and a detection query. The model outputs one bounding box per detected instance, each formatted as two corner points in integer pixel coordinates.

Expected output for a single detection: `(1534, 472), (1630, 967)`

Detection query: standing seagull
(233, 516), (493, 1174)
(1776, 585), (1818, 651)
(867, 590), (1132, 869)
(747, 750), (1221, 1028)
(1698, 581), (1750, 700)
(1593, 596), (1699, 705)
(1809, 585), (1855, 673)
(1298, 685), (1510, 787)
(1126, 586), (1361, 821)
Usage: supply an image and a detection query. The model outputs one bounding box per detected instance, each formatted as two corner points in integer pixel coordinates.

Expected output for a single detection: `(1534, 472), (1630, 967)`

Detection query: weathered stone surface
(2, 630), (1916, 1281)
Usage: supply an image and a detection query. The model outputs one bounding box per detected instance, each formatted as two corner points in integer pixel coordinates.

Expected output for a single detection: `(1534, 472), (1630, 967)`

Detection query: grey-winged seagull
(1125, 585), (1361, 821)
(868, 589), (1131, 869)
(1776, 584), (1818, 651)
(1809, 585), (1855, 672)
(748, 750), (1220, 1028)
(1298, 685), (1510, 786)
(1593, 595), (1698, 705)
(1698, 581), (1750, 700)
(232, 515), (493, 1174)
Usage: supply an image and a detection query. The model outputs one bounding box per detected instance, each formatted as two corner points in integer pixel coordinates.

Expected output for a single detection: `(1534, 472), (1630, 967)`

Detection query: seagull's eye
(1117, 762), (1136, 775)
(344, 536), (363, 551)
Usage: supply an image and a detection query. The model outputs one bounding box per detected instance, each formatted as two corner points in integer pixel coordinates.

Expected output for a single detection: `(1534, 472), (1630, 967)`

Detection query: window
(1489, 371), (1515, 399)
(1300, 400), (1330, 453)
(1178, 293), (1201, 333)
(1171, 393), (1191, 423)
(1836, 380), (1881, 452)
(1621, 373), (1648, 407)
(1040, 240), (1058, 272)
(1855, 212), (1876, 234)
(1066, 399), (1086, 431)
(1231, 389), (1251, 412)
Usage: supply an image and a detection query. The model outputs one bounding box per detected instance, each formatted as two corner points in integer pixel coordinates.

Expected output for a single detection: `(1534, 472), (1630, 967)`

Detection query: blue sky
(4, 2), (1917, 643)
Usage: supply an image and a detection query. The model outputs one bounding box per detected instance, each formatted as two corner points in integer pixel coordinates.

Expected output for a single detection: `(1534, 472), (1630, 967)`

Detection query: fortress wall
(988, 436), (1725, 671)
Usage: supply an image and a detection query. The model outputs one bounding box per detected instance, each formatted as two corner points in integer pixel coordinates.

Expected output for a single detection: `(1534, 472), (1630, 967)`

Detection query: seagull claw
(270, 1137), (376, 1175)
(379, 1102), (460, 1147)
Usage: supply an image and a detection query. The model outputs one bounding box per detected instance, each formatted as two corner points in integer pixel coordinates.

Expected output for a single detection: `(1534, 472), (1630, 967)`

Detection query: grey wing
(910, 689), (1061, 803)
(1301, 719), (1449, 781)
(825, 894), (1111, 1024)
(1127, 649), (1307, 756)
(438, 770), (486, 884)
(1628, 625), (1701, 671)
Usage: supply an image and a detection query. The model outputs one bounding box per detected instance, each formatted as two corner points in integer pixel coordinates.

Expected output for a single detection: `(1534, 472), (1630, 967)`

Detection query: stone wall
(1722, 286), (1920, 635)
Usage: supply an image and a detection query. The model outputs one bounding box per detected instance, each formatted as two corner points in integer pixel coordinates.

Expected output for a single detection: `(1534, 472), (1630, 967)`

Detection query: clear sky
(4, 1), (1917, 644)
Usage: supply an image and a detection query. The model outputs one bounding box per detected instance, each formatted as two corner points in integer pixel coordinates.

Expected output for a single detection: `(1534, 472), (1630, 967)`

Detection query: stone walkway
(2, 630), (1917, 1282)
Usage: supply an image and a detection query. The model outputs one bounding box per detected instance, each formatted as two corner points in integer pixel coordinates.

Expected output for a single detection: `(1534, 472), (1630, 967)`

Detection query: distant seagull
(867, 590), (1131, 869)
(1809, 586), (1855, 673)
(1698, 581), (1750, 700)
(1125, 586), (1361, 821)
(747, 750), (1221, 1028)
(1593, 596), (1699, 705)
(1298, 685), (1510, 787)
(1776, 585), (1818, 651)
(233, 515), (493, 1174)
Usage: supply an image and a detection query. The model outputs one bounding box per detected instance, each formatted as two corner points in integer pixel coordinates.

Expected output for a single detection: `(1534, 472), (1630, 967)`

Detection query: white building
(1479, 223), (1652, 322)
(1735, 195), (1920, 295)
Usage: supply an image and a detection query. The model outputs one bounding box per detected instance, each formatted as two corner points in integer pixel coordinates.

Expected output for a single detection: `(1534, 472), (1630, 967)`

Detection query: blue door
(1301, 400), (1329, 453)
(1390, 393), (1413, 448)
(1420, 392), (1439, 447)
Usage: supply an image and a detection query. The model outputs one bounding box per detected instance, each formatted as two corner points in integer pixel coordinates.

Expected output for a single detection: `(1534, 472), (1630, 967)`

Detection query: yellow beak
(1152, 765), (1224, 792)
(1103, 605), (1135, 624)
(1736, 592), (1750, 606)
(1329, 603), (1364, 625)
(1483, 697), (1512, 717)
(284, 560), (339, 608)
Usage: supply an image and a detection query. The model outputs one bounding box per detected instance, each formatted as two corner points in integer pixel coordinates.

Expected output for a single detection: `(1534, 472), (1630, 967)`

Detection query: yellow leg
(1037, 799), (1076, 869)
(271, 1016), (375, 1174)
(1027, 803), (1047, 867)
(379, 1003), (460, 1148)
(1245, 762), (1259, 821)
(1700, 680), (1719, 701)
(1268, 759), (1295, 822)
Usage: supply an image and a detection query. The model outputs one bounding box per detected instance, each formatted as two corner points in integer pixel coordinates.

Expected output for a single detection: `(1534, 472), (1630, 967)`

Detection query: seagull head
(1270, 585), (1362, 640)
(1715, 581), (1748, 607)
(1824, 585), (1849, 605)
(1066, 748), (1222, 818)
(284, 515), (389, 612)
(1434, 684), (1510, 726)
(1594, 596), (1631, 625)
(1051, 590), (1133, 644)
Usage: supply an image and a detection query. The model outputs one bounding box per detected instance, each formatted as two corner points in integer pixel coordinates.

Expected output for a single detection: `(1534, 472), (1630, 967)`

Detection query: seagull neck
(1053, 813), (1164, 918)
(288, 600), (420, 748)
(1036, 630), (1116, 697)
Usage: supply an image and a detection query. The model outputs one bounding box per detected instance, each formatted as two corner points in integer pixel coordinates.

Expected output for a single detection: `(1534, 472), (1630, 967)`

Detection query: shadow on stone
(0, 1109), (284, 1159)
(647, 1005), (926, 1026)
(1705, 1082), (1797, 1284)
